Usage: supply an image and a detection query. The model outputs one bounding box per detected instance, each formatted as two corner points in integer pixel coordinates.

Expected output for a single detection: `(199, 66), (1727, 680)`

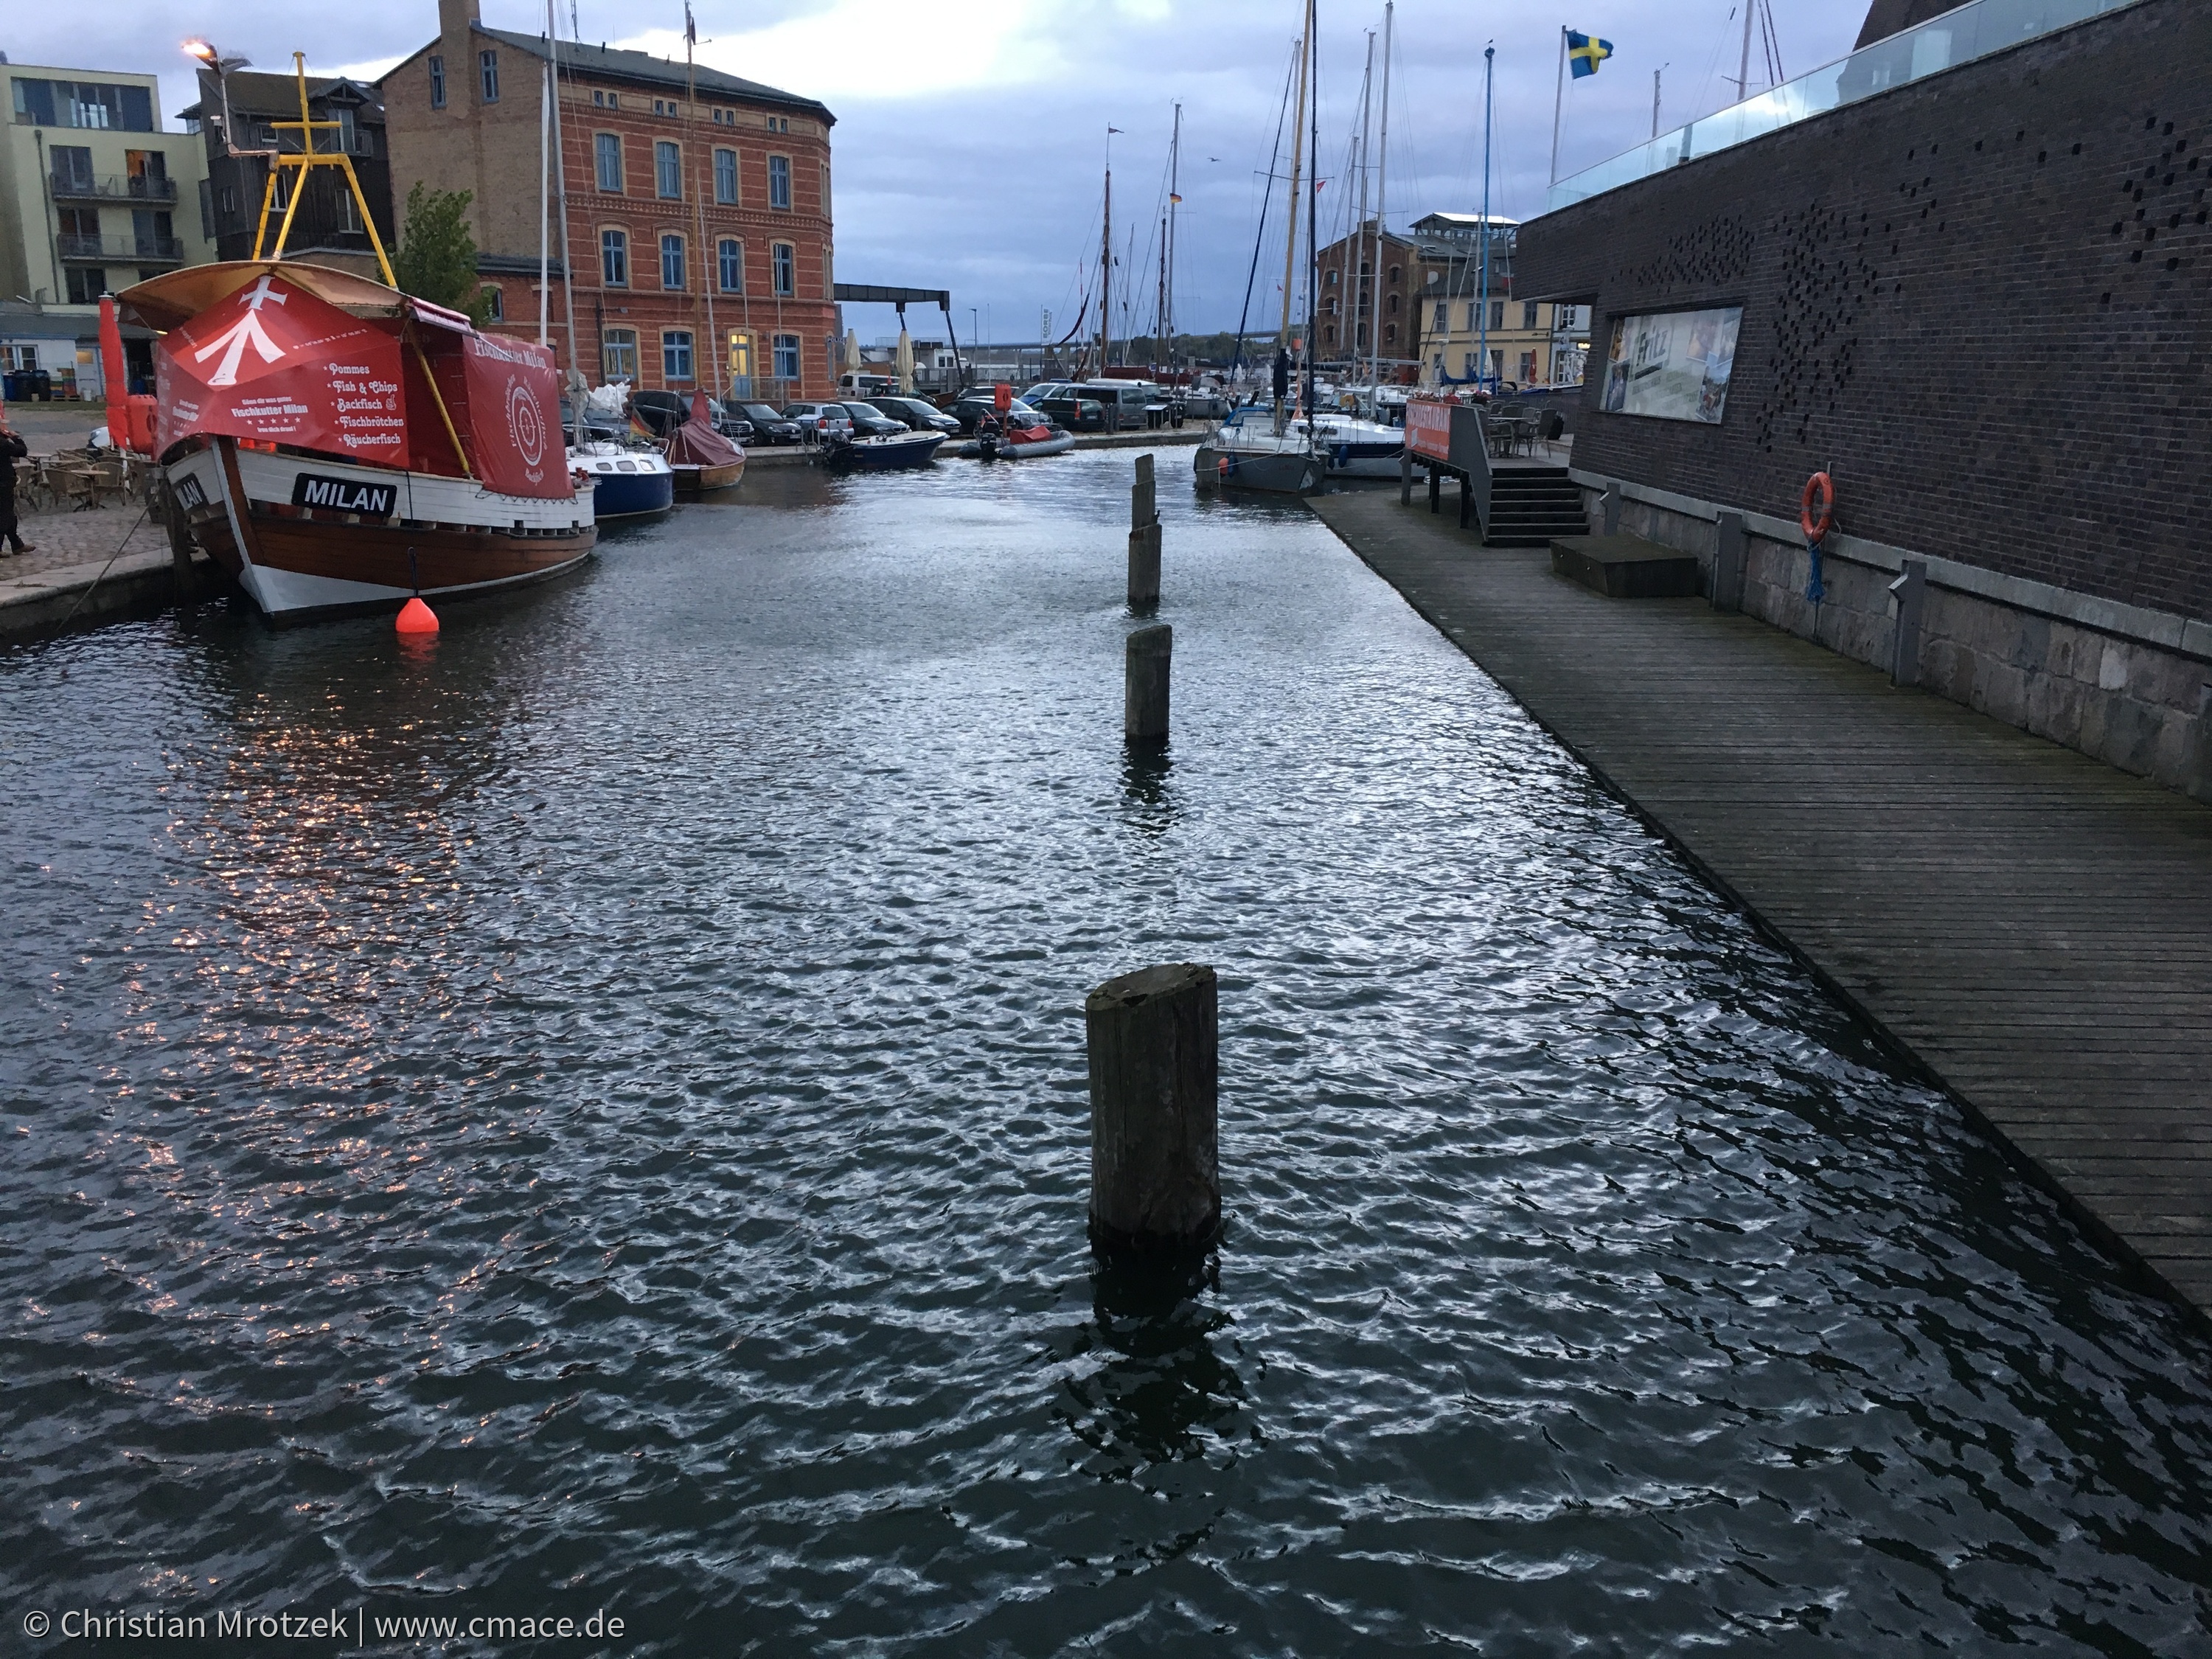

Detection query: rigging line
(1231, 36), (1299, 386)
(1761, 0), (1786, 88)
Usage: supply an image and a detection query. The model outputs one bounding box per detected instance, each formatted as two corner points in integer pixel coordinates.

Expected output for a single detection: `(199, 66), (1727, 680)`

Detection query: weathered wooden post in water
(1087, 963), (1220, 1254)
(1125, 623), (1170, 744)
(1128, 453), (1161, 609)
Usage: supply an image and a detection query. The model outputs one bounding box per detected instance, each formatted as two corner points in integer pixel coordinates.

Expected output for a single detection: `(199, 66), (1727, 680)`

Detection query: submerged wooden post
(1088, 962), (1219, 1254)
(1128, 453), (1161, 608)
(1124, 623), (1170, 743)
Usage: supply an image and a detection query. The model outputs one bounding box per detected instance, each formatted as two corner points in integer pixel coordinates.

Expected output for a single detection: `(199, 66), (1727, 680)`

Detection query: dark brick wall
(1517, 0), (2212, 622)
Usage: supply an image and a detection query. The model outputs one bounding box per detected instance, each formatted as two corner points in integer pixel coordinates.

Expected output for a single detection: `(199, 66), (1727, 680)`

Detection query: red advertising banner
(1405, 398), (1453, 463)
(153, 274), (407, 465)
(455, 330), (565, 499)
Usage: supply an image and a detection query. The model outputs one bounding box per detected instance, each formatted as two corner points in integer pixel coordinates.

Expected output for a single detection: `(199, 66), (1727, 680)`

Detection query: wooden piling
(1087, 962), (1220, 1255)
(1124, 623), (1170, 743)
(1128, 454), (1161, 608)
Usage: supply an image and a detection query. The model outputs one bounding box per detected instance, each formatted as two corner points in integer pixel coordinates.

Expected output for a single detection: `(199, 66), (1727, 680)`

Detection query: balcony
(57, 234), (186, 264)
(48, 171), (179, 204)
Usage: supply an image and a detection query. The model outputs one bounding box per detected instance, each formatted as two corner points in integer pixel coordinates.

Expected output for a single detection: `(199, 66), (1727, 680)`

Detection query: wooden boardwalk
(1311, 488), (2212, 1320)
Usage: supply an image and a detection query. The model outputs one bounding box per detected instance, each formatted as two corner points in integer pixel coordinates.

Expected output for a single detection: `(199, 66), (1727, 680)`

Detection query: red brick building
(381, 0), (837, 401)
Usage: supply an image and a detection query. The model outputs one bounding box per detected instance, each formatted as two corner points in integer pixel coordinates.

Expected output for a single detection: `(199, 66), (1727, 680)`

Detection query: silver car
(780, 401), (855, 439)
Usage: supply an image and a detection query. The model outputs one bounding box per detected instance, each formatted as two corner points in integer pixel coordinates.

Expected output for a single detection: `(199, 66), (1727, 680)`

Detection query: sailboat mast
(1101, 135), (1113, 374)
(1304, 0), (1319, 423)
(1368, 0), (1391, 387)
(1155, 218), (1167, 369)
(1166, 102), (1180, 375)
(684, 7), (720, 397)
(1277, 19), (1308, 357)
(538, 51), (552, 347)
(1352, 30), (1373, 386)
(548, 0), (581, 425)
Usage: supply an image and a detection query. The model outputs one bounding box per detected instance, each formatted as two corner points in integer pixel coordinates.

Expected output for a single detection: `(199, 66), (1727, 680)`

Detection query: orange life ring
(1800, 471), (1834, 541)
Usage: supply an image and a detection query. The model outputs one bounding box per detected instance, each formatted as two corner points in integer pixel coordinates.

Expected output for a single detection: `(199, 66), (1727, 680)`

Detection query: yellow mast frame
(251, 52), (396, 288)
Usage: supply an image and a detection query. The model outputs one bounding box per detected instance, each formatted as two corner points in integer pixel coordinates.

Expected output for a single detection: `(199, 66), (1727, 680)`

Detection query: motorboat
(664, 391), (745, 494)
(107, 262), (596, 625)
(960, 419), (1077, 459)
(1309, 414), (1404, 478)
(569, 439), (675, 518)
(816, 429), (945, 471)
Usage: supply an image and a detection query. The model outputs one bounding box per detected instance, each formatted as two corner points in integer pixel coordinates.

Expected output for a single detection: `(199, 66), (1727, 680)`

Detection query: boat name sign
(290, 471), (398, 518)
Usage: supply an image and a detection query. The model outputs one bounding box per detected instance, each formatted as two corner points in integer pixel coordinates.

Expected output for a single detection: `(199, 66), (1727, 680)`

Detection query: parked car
(1033, 391), (1107, 432)
(868, 395), (961, 434)
(558, 398), (622, 444)
(946, 392), (1046, 434)
(737, 402), (803, 444)
(838, 400), (908, 437)
(1081, 380), (1177, 431)
(708, 401), (755, 445)
(628, 389), (689, 437)
(780, 401), (855, 439)
(1020, 381), (1077, 408)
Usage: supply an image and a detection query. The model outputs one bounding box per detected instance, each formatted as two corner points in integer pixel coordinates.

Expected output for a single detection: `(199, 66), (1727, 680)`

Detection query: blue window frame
(428, 56), (445, 109)
(768, 153), (790, 210)
(717, 238), (742, 293)
(660, 232), (684, 290)
(772, 334), (799, 380)
(713, 147), (737, 204)
(655, 140), (681, 199)
(600, 227), (627, 286)
(663, 330), (694, 382)
(478, 50), (499, 103)
(772, 242), (793, 296)
(594, 132), (622, 192)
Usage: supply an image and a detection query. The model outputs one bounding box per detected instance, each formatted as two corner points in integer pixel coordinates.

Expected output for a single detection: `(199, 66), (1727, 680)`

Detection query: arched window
(1385, 323), (1397, 344)
(1388, 263), (1402, 282)
(1326, 269), (1338, 285)
(1388, 293), (1399, 313)
(1324, 324), (1335, 344)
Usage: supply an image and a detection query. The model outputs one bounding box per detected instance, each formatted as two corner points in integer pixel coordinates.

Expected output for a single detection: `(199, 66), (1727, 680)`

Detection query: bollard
(1124, 623), (1170, 743)
(1087, 962), (1219, 1255)
(1889, 559), (1927, 686)
(1399, 446), (1413, 507)
(1601, 481), (1621, 537)
(1128, 454), (1161, 609)
(1711, 510), (1747, 613)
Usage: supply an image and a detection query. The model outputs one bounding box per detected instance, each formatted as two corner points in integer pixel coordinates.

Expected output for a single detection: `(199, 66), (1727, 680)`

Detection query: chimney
(439, 0), (481, 33)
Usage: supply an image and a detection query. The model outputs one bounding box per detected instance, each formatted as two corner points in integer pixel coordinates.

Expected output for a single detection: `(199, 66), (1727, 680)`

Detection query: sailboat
(1196, 0), (1326, 496)
(103, 54), (594, 625)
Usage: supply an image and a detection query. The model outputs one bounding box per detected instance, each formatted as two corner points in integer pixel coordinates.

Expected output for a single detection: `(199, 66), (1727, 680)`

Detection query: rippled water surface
(5, 452), (2212, 1655)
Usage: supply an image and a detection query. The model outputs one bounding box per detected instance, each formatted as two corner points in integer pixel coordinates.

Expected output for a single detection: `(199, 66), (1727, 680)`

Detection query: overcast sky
(15, 1), (1865, 341)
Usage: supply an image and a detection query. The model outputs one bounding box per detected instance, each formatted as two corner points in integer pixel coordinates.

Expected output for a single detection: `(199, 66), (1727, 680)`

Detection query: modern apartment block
(382, 0), (839, 401)
(0, 57), (212, 397)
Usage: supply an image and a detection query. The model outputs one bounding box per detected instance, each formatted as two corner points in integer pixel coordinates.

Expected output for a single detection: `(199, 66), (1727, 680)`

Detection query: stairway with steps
(1483, 467), (1587, 548)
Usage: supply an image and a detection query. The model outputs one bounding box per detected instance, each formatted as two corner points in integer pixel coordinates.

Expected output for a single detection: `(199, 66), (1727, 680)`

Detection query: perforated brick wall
(1517, 0), (2212, 621)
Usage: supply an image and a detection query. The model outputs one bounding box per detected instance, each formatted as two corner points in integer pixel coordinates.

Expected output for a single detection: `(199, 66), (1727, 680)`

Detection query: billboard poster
(1600, 306), (1742, 423)
(1406, 398), (1453, 461)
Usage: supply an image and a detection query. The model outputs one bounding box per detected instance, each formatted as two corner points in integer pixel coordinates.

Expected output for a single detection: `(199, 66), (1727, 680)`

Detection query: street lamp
(182, 39), (253, 158)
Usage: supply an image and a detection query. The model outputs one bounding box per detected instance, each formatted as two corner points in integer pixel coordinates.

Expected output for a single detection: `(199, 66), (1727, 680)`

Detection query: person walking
(0, 407), (34, 557)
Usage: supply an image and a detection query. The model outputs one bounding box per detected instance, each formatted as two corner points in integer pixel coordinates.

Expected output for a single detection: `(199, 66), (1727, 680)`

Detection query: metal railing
(47, 171), (178, 203)
(1548, 0), (2143, 212)
(56, 234), (186, 262)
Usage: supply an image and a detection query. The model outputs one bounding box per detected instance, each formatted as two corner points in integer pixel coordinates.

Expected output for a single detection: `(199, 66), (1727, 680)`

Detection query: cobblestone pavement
(2, 501), (168, 582)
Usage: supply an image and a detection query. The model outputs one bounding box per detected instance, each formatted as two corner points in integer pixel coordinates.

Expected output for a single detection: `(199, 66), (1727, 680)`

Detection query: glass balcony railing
(1546, 0), (2143, 212)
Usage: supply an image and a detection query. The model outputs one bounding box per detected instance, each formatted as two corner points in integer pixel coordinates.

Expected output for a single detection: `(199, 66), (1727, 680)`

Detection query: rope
(50, 501), (152, 636)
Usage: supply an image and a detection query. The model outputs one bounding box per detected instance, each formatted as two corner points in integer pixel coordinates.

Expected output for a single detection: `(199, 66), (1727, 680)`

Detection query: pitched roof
(475, 28), (834, 124)
(179, 72), (383, 121)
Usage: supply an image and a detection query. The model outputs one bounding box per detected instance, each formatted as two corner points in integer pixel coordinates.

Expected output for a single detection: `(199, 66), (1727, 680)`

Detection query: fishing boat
(110, 265), (596, 623)
(100, 56), (593, 625)
(816, 429), (945, 471)
(664, 392), (745, 494)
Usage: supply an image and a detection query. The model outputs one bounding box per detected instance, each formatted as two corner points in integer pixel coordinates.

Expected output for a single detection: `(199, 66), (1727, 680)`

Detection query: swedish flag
(1567, 30), (1613, 77)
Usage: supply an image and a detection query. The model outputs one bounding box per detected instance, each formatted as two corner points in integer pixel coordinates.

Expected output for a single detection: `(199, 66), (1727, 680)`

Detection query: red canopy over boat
(126, 262), (570, 501)
(664, 391), (744, 469)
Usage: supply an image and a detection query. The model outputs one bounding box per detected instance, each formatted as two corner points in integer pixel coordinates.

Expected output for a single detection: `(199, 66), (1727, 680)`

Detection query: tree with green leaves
(392, 181), (488, 321)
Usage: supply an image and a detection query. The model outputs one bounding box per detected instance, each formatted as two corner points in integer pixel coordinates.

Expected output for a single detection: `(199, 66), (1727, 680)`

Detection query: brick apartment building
(1314, 220), (1418, 368)
(382, 0), (837, 401)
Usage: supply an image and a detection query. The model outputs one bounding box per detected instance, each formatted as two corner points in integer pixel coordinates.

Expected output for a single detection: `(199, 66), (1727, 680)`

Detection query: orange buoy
(396, 596), (439, 635)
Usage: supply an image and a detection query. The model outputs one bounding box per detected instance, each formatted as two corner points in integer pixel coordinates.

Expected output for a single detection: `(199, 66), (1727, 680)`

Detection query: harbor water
(4, 452), (2211, 1654)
